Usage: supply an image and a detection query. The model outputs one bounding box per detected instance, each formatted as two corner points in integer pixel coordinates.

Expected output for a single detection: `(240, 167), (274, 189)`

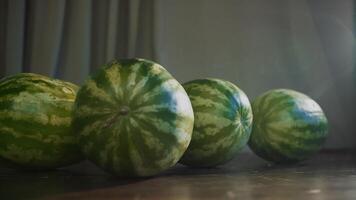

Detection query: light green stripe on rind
(0, 73), (83, 169)
(0, 110), (71, 126)
(179, 78), (253, 167)
(248, 89), (328, 163)
(0, 73), (77, 97)
(73, 58), (194, 177)
(129, 76), (149, 101)
(104, 62), (124, 99)
(1, 131), (75, 147)
(82, 79), (118, 106)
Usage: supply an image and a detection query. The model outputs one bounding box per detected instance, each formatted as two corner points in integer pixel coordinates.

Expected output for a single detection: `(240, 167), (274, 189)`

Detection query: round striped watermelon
(0, 73), (82, 169)
(179, 79), (253, 167)
(73, 58), (194, 177)
(248, 89), (328, 164)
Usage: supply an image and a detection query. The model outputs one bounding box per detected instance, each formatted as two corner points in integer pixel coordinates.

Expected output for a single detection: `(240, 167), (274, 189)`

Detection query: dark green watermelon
(248, 89), (328, 163)
(73, 58), (194, 177)
(0, 73), (82, 169)
(179, 78), (253, 167)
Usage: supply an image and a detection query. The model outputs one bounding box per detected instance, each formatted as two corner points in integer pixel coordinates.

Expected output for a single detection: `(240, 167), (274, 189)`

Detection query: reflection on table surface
(1, 151), (356, 200)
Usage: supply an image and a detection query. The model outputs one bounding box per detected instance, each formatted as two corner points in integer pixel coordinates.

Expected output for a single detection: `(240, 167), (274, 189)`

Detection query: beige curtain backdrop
(154, 0), (356, 149)
(0, 0), (355, 149)
(0, 0), (155, 83)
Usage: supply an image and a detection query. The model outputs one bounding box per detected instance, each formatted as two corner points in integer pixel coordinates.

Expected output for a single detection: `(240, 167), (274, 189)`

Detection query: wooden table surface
(1, 151), (355, 200)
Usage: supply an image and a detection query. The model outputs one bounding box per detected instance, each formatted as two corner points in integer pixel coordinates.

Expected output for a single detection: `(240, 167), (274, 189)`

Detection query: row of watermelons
(0, 58), (328, 177)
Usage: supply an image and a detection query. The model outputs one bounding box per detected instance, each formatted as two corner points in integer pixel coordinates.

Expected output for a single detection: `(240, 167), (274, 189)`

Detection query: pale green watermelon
(248, 89), (328, 163)
(73, 58), (194, 177)
(0, 73), (82, 169)
(179, 79), (253, 167)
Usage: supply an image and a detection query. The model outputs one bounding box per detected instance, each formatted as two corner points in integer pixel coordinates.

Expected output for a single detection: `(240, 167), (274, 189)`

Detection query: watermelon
(72, 58), (194, 177)
(248, 89), (328, 164)
(0, 73), (82, 169)
(179, 79), (253, 167)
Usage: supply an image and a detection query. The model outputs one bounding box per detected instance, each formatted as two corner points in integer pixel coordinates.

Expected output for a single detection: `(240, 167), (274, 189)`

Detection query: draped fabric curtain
(0, 0), (155, 84)
(0, 0), (355, 149)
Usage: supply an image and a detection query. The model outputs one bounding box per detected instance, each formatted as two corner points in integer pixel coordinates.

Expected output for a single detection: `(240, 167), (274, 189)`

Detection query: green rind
(73, 58), (194, 177)
(248, 89), (328, 164)
(0, 73), (83, 169)
(179, 78), (253, 167)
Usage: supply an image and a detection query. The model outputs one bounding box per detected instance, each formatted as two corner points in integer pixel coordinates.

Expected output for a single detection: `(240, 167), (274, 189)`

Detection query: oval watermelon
(73, 58), (194, 177)
(0, 73), (82, 169)
(248, 89), (328, 164)
(179, 79), (253, 167)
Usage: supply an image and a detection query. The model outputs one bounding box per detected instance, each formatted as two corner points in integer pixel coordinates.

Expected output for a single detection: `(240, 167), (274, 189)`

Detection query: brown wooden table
(1, 151), (355, 200)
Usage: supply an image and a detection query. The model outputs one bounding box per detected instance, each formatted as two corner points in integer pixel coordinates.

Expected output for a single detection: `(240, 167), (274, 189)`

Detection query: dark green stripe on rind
(248, 89), (328, 164)
(179, 78), (253, 167)
(73, 58), (194, 177)
(0, 73), (83, 169)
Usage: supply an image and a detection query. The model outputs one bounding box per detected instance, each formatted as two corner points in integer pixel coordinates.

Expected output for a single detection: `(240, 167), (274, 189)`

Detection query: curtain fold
(55, 0), (92, 83)
(24, 0), (66, 75)
(4, 0), (25, 75)
(0, 0), (155, 84)
(0, 0), (7, 76)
